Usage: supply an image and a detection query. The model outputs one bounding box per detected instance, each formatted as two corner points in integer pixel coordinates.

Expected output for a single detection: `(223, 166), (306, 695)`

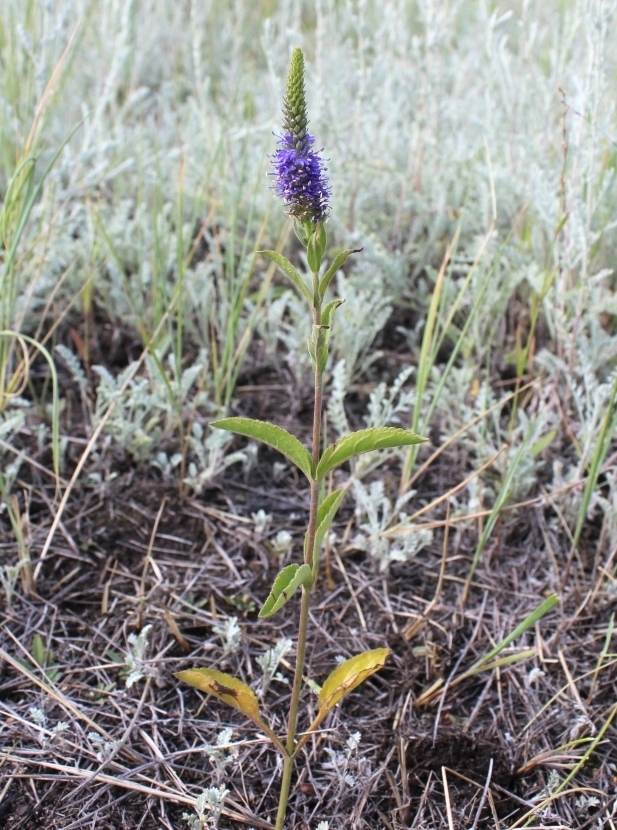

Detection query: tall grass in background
(0, 0), (615, 559)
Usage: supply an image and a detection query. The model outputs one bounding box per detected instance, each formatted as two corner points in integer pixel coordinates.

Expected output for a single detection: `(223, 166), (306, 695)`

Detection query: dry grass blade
(0, 639), (124, 744)
(2, 757), (274, 829)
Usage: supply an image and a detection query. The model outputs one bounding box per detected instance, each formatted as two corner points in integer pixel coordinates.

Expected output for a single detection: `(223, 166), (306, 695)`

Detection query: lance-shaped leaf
(175, 667), (286, 754)
(212, 417), (314, 480)
(307, 222), (327, 274)
(316, 487), (347, 550)
(305, 487), (347, 567)
(308, 299), (344, 373)
(321, 298), (344, 327)
(316, 427), (426, 480)
(319, 248), (362, 300)
(259, 563), (313, 619)
(307, 324), (329, 374)
(258, 250), (313, 306)
(295, 648), (390, 754)
(319, 648), (390, 710)
(176, 667), (260, 719)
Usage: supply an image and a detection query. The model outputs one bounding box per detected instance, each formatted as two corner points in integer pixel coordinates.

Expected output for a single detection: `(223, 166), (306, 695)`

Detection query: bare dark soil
(1, 310), (616, 830)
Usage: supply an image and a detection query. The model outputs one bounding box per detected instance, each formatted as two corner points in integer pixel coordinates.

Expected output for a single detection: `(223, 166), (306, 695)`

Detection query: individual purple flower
(271, 48), (330, 224)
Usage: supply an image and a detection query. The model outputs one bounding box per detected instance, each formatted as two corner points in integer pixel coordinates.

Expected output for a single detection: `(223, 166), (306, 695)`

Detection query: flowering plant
(271, 48), (330, 226)
(176, 48), (425, 829)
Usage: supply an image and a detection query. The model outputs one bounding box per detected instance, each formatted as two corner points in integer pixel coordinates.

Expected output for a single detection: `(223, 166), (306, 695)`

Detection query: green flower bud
(282, 47), (309, 152)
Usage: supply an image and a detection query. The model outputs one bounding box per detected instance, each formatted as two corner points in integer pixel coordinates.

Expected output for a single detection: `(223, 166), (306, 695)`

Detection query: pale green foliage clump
(28, 707), (70, 748)
(2, 0), (616, 539)
(435, 366), (559, 503)
(183, 424), (253, 495)
(0, 560), (25, 607)
(252, 509), (272, 535)
(212, 616), (242, 656)
(204, 728), (239, 774)
(0, 411), (27, 506)
(124, 624), (157, 688)
(183, 785), (229, 829)
(322, 732), (366, 794)
(257, 638), (292, 695)
(329, 274), (392, 382)
(55, 344), (89, 395)
(351, 479), (433, 570)
(91, 352), (208, 462)
(88, 732), (122, 762)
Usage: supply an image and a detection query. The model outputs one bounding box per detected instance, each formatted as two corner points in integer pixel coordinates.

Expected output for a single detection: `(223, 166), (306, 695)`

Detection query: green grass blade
(463, 594), (559, 678)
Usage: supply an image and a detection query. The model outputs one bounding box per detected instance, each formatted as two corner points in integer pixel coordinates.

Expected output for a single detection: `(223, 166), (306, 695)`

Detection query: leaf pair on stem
(176, 647), (390, 761)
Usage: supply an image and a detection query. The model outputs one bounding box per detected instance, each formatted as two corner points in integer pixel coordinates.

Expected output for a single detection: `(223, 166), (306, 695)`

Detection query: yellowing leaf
(175, 667), (261, 721)
(175, 667), (288, 756)
(319, 648), (390, 711)
(292, 648), (392, 755)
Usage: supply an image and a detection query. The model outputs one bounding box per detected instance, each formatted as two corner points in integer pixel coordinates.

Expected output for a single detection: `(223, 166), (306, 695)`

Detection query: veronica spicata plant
(175, 48), (425, 829)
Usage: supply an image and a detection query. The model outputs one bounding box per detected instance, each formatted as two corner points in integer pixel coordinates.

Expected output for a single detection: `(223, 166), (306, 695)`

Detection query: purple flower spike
(272, 132), (330, 224)
(271, 48), (330, 224)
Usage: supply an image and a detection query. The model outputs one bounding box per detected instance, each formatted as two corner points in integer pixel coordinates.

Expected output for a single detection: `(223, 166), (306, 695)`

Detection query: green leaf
(307, 222), (327, 273)
(293, 220), (310, 247)
(212, 417), (314, 480)
(318, 248), (362, 300)
(463, 594), (559, 678)
(32, 634), (46, 667)
(308, 299), (344, 374)
(531, 428), (557, 457)
(307, 324), (329, 373)
(465, 648), (537, 676)
(257, 250), (313, 306)
(106, 648), (125, 665)
(259, 563), (313, 618)
(319, 648), (390, 711)
(305, 487), (347, 567)
(316, 427), (426, 480)
(321, 298), (344, 327)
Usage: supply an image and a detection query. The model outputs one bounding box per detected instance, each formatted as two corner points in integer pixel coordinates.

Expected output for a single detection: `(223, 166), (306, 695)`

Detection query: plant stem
(275, 754), (295, 830)
(274, 282), (323, 830)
